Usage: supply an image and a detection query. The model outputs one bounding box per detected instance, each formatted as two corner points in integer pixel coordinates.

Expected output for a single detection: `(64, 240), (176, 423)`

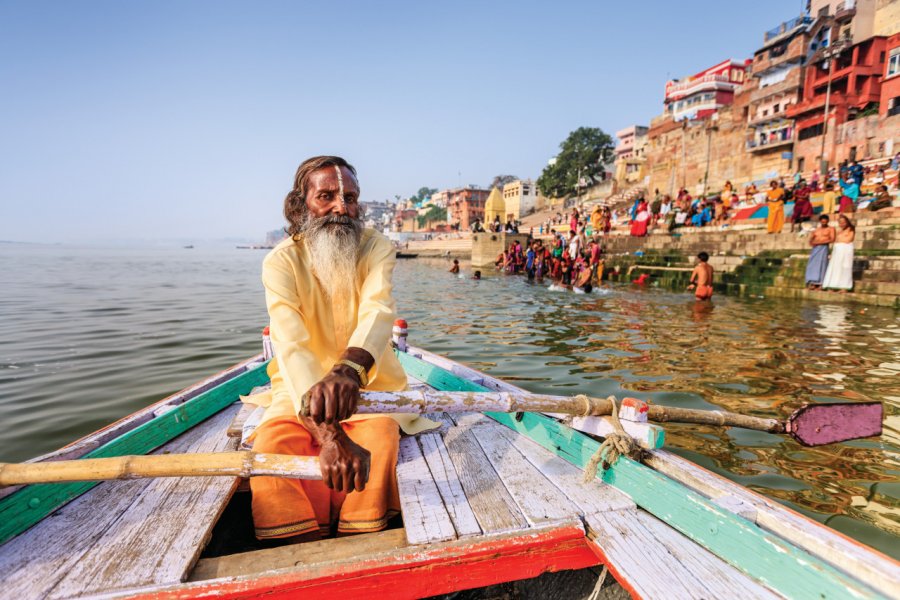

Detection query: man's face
(819, 218), (829, 228)
(305, 166), (360, 219)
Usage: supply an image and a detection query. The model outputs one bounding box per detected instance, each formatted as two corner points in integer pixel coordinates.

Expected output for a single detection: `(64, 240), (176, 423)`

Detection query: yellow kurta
(256, 228), (436, 435)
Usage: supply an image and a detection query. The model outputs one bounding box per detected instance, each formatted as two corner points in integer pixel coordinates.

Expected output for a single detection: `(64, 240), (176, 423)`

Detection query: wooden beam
(395, 436), (457, 544)
(0, 361), (270, 546)
(397, 350), (884, 600)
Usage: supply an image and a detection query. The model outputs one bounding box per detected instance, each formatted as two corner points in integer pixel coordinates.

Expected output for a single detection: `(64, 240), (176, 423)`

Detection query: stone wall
(646, 87), (755, 197)
(794, 113), (900, 172)
(471, 232), (531, 267)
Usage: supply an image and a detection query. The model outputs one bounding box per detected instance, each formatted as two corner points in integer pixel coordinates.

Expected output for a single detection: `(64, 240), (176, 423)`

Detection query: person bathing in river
(805, 215), (835, 290)
(251, 155), (437, 543)
(687, 251), (714, 301)
(448, 259), (460, 274)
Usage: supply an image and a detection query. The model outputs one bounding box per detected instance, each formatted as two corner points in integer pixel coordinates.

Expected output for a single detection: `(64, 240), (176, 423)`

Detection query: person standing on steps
(821, 215), (856, 293)
(766, 180), (785, 234)
(805, 215), (835, 290)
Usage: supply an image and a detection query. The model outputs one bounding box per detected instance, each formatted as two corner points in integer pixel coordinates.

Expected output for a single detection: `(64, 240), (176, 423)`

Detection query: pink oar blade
(786, 402), (883, 446)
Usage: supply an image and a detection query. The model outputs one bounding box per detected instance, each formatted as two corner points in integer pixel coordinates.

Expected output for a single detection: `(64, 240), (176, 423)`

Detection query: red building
(447, 187), (490, 231)
(788, 35), (888, 168)
(880, 32), (900, 117)
(664, 59), (751, 121)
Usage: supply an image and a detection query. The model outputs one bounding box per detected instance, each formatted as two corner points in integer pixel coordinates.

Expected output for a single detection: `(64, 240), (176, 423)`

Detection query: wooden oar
(0, 451), (320, 487)
(0, 393), (881, 487)
(326, 389), (882, 446)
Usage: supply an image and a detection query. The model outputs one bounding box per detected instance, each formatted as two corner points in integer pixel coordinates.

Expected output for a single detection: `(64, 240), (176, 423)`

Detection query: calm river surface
(1, 243), (898, 557)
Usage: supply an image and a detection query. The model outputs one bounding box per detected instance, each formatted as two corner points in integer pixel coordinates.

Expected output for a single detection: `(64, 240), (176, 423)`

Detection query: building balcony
(763, 15), (812, 43)
(747, 136), (794, 153)
(666, 75), (736, 100)
(750, 73), (802, 104)
(835, 1), (856, 22)
(748, 112), (794, 127)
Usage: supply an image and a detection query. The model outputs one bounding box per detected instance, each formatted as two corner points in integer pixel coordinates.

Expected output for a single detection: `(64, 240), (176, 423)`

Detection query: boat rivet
(709, 523), (718, 534)
(28, 498), (40, 508)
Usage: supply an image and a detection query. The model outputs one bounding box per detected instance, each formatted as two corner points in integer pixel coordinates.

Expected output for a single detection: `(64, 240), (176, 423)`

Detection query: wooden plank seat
(0, 406), (241, 598)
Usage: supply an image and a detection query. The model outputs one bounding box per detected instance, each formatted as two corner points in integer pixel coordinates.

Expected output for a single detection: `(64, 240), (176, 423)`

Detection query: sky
(0, 0), (803, 243)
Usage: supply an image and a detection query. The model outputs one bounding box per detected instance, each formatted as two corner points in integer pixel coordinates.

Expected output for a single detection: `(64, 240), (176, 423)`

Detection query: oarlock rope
(582, 396), (640, 482)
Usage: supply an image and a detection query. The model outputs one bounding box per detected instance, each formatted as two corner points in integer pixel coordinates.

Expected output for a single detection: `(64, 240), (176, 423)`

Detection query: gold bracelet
(337, 359), (369, 387)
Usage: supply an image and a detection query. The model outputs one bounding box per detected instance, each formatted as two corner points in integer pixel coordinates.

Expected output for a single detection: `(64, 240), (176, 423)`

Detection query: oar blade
(787, 402), (883, 446)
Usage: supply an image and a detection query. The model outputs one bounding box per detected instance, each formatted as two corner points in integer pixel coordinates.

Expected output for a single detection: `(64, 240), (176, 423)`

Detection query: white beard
(301, 214), (364, 347)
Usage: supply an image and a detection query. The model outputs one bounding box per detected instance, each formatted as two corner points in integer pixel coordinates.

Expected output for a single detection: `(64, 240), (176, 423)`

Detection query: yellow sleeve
(262, 252), (322, 419)
(348, 233), (398, 365)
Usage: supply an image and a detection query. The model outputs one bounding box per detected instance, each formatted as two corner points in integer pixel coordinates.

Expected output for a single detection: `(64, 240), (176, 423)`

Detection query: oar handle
(0, 451), (321, 487)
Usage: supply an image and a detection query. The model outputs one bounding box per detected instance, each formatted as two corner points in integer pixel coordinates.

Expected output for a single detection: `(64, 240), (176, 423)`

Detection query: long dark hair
(838, 214), (855, 232)
(283, 156), (357, 236)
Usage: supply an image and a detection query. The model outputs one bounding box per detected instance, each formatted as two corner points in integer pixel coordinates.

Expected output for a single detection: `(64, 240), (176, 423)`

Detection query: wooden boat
(1, 336), (899, 599)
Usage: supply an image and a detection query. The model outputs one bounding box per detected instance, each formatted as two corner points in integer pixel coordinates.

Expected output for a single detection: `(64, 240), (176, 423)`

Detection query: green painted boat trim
(397, 350), (882, 600)
(0, 360), (270, 546)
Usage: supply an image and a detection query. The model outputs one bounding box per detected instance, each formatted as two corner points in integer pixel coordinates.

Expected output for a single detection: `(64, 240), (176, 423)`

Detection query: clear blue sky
(0, 0), (803, 243)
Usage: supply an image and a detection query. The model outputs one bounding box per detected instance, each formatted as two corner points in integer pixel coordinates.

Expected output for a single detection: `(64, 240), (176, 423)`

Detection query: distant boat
(396, 252), (418, 259)
(236, 245), (275, 250)
(183, 245), (194, 249)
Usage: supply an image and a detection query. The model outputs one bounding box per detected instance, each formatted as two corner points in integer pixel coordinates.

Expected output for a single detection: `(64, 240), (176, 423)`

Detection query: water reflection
(395, 258), (900, 558)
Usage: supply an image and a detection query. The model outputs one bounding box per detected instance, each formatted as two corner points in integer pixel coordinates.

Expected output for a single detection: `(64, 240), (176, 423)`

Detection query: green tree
(490, 174), (518, 189)
(417, 204), (447, 229)
(411, 187), (438, 203)
(537, 127), (615, 199)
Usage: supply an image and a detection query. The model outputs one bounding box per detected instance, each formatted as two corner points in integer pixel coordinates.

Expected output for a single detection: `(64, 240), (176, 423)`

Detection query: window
(774, 103), (780, 113)
(889, 49), (900, 77)
(798, 123), (824, 140)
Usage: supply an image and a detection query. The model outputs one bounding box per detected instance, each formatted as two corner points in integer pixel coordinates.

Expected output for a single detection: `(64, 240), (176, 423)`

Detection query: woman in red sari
(630, 199), (650, 237)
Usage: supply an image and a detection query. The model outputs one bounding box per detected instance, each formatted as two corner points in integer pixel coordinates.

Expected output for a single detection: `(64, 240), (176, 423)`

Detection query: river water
(1, 244), (898, 558)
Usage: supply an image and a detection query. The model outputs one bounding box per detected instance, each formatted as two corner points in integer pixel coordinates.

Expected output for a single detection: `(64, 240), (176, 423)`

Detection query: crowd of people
(493, 229), (604, 292)
(603, 158), (897, 239)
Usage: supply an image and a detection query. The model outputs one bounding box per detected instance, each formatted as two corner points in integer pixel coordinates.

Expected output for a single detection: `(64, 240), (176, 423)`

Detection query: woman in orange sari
(766, 180), (785, 234)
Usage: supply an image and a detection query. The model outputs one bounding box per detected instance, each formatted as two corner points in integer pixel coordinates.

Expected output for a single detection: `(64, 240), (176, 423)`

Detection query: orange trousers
(250, 416), (401, 540)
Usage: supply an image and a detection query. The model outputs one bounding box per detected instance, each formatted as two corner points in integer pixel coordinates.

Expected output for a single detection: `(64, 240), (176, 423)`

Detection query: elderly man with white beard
(250, 156), (437, 542)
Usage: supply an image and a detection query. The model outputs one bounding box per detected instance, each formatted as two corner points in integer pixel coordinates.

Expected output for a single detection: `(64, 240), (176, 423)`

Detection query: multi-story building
(664, 59), (751, 121)
(430, 190), (451, 208)
(501, 179), (541, 220)
(614, 125), (649, 186)
(877, 0), (900, 117)
(788, 0), (888, 170)
(746, 15), (814, 180)
(446, 186), (490, 231)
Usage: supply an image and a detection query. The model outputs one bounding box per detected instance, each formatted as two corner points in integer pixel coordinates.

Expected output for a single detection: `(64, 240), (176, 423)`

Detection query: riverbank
(599, 208), (899, 308)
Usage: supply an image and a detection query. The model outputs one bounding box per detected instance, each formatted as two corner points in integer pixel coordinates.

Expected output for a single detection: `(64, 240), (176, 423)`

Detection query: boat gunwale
(406, 344), (900, 597)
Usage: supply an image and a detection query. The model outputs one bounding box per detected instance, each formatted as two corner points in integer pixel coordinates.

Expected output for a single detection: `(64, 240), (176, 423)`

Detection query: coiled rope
(580, 395), (640, 482)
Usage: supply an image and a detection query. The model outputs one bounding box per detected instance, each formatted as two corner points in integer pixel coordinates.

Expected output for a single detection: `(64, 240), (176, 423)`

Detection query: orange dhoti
(250, 416), (401, 540)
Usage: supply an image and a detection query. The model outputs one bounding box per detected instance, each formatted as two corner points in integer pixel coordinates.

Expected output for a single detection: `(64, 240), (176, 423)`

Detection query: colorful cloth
(822, 242), (854, 290)
(250, 416), (400, 539)
(805, 244), (829, 285)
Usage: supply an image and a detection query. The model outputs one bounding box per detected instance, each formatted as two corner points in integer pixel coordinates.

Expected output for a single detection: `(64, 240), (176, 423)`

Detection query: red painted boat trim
(129, 524), (602, 599)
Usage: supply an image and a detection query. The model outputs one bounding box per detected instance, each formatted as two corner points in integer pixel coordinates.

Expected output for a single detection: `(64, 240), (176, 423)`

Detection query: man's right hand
(318, 429), (371, 493)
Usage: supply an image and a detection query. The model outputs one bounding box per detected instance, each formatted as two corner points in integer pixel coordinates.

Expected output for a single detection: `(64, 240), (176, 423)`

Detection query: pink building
(664, 59), (751, 121)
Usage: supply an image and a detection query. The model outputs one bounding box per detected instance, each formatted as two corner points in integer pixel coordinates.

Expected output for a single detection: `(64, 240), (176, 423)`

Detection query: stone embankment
(403, 235), (472, 258)
(602, 208), (899, 308)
